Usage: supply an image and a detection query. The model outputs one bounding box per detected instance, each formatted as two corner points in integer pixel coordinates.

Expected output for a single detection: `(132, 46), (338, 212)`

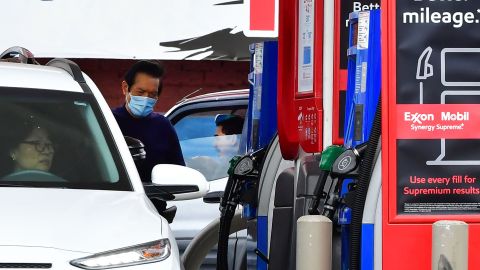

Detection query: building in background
(50, 59), (251, 112)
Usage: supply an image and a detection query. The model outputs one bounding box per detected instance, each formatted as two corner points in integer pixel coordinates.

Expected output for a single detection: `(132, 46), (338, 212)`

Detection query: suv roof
(0, 47), (89, 93)
(176, 89), (249, 105)
(0, 62), (84, 92)
(165, 89), (249, 116)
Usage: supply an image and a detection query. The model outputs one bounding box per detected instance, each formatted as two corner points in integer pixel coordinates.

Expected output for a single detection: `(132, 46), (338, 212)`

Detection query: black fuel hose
(217, 209), (234, 270)
(308, 170), (330, 215)
(349, 99), (381, 270)
(217, 175), (239, 270)
(216, 149), (266, 270)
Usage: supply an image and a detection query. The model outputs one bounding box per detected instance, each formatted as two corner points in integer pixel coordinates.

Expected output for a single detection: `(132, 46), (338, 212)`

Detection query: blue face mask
(127, 94), (157, 117)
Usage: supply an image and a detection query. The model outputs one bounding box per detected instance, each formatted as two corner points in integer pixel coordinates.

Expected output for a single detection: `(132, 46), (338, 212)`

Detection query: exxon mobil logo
(404, 112), (434, 124)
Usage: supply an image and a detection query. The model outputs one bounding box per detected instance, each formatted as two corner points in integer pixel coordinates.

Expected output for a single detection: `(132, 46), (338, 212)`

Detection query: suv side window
(0, 88), (131, 191)
(174, 109), (246, 181)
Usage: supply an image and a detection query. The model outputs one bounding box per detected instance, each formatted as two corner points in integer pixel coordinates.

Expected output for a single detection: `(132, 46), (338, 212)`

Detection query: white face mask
(214, 134), (239, 156)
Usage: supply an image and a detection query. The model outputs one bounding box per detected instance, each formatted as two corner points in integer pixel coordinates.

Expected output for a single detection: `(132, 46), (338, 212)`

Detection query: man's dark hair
(216, 115), (244, 135)
(124, 60), (165, 95)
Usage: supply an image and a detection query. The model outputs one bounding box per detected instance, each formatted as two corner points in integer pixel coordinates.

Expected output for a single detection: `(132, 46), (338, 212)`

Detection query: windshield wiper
(0, 183), (33, 187)
(0, 183), (69, 189)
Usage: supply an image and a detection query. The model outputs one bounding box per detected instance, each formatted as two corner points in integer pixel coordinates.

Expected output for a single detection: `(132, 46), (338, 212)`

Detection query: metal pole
(432, 220), (468, 270)
(323, 0), (334, 149)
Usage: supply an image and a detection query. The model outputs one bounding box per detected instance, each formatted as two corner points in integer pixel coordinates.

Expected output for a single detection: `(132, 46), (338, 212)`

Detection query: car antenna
(176, 88), (203, 104)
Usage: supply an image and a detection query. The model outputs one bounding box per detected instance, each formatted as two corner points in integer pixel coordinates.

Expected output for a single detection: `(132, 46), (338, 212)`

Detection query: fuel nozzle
(331, 142), (367, 177)
(308, 143), (368, 217)
(229, 148), (265, 178)
(219, 155), (243, 216)
(319, 145), (347, 172)
(309, 145), (346, 215)
(220, 148), (266, 215)
(217, 150), (265, 270)
(322, 142), (368, 219)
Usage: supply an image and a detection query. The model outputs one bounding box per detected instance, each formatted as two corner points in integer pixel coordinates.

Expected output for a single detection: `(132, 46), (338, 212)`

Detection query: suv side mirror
(151, 164), (209, 201)
(124, 136), (146, 161)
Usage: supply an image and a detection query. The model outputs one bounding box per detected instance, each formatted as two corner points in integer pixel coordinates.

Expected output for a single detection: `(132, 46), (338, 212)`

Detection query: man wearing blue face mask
(112, 61), (185, 182)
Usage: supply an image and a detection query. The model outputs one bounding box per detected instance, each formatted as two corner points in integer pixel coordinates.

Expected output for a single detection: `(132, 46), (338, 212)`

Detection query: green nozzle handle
(227, 156), (243, 176)
(319, 145), (346, 171)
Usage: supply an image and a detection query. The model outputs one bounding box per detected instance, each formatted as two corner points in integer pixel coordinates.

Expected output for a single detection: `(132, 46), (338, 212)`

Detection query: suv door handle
(203, 191), (224, 203)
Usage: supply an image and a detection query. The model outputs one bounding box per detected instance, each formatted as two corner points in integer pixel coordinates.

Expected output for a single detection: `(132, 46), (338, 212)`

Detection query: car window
(0, 88), (131, 191)
(174, 109), (246, 140)
(174, 109), (246, 181)
(181, 135), (241, 181)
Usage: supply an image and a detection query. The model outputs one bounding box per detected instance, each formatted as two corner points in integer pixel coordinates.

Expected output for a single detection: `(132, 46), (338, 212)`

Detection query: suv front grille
(0, 263), (52, 268)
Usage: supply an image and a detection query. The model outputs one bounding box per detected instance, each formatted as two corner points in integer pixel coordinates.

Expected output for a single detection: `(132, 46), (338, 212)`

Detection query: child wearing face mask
(112, 61), (185, 182)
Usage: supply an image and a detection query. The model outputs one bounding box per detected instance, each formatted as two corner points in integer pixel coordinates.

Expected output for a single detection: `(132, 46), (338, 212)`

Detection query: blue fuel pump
(244, 41), (278, 270)
(341, 10), (381, 270)
(241, 41), (279, 223)
(345, 10), (381, 149)
(215, 41), (278, 270)
(246, 41), (278, 153)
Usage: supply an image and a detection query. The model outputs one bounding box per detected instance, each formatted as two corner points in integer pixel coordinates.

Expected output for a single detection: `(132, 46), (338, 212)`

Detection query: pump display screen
(297, 0), (315, 93)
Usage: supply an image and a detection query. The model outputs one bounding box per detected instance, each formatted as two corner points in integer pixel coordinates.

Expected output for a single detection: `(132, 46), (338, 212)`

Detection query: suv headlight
(70, 239), (171, 269)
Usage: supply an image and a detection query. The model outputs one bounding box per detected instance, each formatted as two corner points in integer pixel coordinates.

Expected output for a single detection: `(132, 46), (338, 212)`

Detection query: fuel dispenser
(344, 10), (381, 270)
(303, 9), (381, 270)
(344, 11), (381, 149)
(243, 41), (278, 220)
(216, 41), (278, 270)
(276, 0), (382, 269)
(217, 149), (266, 270)
(221, 0), (480, 269)
(275, 1), (327, 269)
(333, 0), (380, 146)
(247, 41), (278, 154)
(216, 0), (480, 268)
(383, 0), (480, 268)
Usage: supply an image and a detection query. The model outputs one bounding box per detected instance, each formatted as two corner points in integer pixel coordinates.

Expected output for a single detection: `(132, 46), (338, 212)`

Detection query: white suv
(0, 48), (208, 269)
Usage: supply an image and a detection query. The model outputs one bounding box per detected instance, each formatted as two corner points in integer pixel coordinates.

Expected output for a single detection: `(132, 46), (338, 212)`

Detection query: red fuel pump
(278, 0), (324, 158)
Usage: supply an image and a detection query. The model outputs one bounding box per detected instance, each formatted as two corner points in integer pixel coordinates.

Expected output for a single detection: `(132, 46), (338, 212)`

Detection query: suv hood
(0, 188), (165, 254)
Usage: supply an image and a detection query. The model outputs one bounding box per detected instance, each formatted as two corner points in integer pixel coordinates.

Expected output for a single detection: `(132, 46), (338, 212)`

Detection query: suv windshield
(0, 88), (131, 191)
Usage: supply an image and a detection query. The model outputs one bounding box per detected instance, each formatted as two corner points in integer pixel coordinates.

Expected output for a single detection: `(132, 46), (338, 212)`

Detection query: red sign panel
(250, 0), (275, 31)
(383, 0), (480, 268)
(396, 104), (480, 139)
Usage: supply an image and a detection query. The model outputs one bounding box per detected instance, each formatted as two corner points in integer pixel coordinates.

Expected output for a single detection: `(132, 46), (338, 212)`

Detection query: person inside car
(183, 114), (244, 181)
(213, 114), (243, 157)
(3, 116), (63, 181)
(112, 60), (185, 182)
